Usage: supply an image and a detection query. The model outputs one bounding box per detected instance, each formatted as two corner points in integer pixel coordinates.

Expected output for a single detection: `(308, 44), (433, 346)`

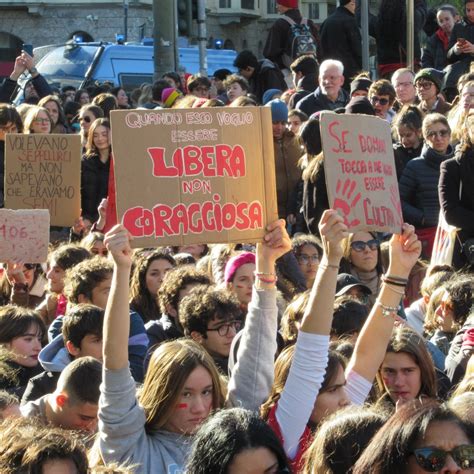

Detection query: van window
(119, 74), (154, 91)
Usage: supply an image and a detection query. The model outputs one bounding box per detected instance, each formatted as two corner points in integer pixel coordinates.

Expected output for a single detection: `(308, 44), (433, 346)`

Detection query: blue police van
(17, 41), (237, 93)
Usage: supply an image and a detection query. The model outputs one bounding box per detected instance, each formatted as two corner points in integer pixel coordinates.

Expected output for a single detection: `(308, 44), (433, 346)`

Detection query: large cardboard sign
(5, 134), (81, 226)
(110, 107), (278, 247)
(0, 209), (50, 263)
(321, 113), (403, 234)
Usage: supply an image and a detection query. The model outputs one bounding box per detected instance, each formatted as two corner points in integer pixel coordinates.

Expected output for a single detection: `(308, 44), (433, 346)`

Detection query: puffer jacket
(248, 59), (288, 104)
(399, 145), (454, 227)
(421, 29), (450, 70)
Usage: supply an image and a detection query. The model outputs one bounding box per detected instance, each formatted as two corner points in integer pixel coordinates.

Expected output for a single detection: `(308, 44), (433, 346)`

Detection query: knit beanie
(224, 252), (256, 283)
(350, 78), (373, 97)
(345, 96), (376, 115)
(277, 0), (298, 8)
(267, 99), (288, 122)
(414, 68), (444, 92)
(161, 88), (181, 108)
(262, 88), (282, 105)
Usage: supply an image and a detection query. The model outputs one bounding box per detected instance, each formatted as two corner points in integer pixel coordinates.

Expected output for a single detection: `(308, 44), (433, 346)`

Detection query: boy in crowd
(22, 304), (104, 404)
(368, 79), (397, 122)
(37, 244), (91, 327)
(179, 285), (243, 374)
(21, 356), (101, 434)
(146, 266), (212, 349)
(48, 256), (148, 382)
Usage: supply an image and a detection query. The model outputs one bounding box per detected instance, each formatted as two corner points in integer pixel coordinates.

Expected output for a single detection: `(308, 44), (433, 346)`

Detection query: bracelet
(319, 263), (339, 270)
(255, 273), (278, 284)
(376, 300), (400, 318)
(382, 276), (407, 287)
(383, 284), (406, 296)
(383, 274), (408, 283)
(254, 271), (277, 277)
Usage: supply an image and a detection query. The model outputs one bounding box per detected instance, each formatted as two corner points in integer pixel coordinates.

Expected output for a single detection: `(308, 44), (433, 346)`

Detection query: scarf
(435, 28), (450, 51)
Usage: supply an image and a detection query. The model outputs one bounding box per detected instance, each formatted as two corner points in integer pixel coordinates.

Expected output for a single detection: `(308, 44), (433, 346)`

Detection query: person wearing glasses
(399, 113), (454, 259)
(187, 75), (212, 100)
(340, 232), (383, 307)
(368, 79), (397, 122)
(414, 68), (452, 115)
(77, 104), (104, 151)
(292, 234), (322, 289)
(23, 106), (52, 134)
(353, 400), (474, 474)
(391, 68), (418, 112)
(179, 286), (243, 375)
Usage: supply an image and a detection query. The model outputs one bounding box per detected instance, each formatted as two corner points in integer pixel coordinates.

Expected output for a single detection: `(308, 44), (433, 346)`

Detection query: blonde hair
(23, 106), (52, 134)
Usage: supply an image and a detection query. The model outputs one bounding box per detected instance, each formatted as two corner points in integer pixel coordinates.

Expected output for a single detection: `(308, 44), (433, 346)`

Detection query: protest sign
(321, 113), (403, 234)
(4, 134), (81, 226)
(0, 209), (50, 263)
(110, 107), (278, 247)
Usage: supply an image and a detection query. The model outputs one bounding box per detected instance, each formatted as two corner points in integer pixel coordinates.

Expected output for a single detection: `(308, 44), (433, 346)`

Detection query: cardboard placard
(4, 134), (81, 226)
(110, 107), (278, 247)
(0, 209), (50, 263)
(321, 113), (403, 234)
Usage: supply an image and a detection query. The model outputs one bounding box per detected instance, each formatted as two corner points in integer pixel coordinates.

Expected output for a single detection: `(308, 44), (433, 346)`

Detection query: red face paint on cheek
(177, 403), (188, 409)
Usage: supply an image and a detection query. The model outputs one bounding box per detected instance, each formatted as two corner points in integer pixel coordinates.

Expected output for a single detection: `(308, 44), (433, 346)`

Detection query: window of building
(267, 0), (276, 14)
(308, 3), (319, 19)
(241, 0), (255, 8)
(219, 0), (231, 7)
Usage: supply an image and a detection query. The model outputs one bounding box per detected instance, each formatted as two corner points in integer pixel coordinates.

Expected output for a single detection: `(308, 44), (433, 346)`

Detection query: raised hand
(5, 260), (26, 285)
(257, 218), (291, 265)
(104, 224), (133, 268)
(387, 223), (421, 279)
(318, 209), (349, 264)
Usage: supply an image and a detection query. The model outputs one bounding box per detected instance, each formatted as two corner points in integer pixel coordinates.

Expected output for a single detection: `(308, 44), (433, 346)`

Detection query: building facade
(0, 0), (378, 76)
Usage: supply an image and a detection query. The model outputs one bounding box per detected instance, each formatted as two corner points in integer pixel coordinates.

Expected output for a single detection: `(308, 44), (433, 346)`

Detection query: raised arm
(102, 225), (133, 370)
(275, 210), (347, 459)
(346, 224), (421, 384)
(226, 219), (291, 410)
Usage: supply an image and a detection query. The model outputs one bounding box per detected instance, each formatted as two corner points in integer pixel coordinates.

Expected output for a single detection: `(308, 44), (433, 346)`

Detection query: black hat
(336, 273), (372, 297)
(350, 78), (372, 96)
(345, 96), (376, 115)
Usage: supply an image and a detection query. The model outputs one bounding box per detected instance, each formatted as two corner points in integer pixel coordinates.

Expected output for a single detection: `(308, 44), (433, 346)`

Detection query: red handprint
(390, 184), (403, 227)
(333, 178), (361, 228)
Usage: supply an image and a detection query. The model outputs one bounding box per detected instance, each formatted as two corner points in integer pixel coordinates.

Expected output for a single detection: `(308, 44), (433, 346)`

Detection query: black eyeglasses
(207, 320), (242, 337)
(24, 263), (36, 270)
(416, 81), (434, 90)
(79, 116), (92, 123)
(426, 129), (450, 138)
(370, 96), (389, 105)
(350, 239), (380, 252)
(411, 445), (474, 471)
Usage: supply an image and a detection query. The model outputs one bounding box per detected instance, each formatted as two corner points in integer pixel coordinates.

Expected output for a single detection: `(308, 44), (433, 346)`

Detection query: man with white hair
(391, 68), (418, 111)
(296, 59), (349, 116)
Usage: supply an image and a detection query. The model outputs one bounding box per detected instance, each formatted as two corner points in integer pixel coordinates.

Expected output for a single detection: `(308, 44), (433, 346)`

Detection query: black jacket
(0, 361), (43, 399)
(0, 74), (52, 104)
(303, 162), (328, 236)
(263, 8), (320, 70)
(21, 370), (60, 404)
(445, 315), (474, 385)
(421, 29), (449, 70)
(80, 153), (110, 221)
(320, 7), (362, 84)
(439, 149), (474, 241)
(296, 86), (349, 117)
(288, 73), (318, 110)
(393, 142), (423, 180)
(447, 19), (474, 64)
(248, 59), (288, 104)
(399, 145), (454, 227)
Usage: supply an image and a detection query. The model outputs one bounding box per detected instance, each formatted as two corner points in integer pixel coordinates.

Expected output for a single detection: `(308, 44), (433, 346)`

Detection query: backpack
(281, 15), (317, 68)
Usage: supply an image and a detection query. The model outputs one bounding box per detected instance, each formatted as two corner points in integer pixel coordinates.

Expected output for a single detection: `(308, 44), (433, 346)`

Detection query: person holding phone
(0, 48), (51, 104)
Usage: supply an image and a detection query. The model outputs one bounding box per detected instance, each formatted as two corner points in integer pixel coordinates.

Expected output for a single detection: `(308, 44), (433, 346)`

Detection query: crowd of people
(0, 0), (473, 472)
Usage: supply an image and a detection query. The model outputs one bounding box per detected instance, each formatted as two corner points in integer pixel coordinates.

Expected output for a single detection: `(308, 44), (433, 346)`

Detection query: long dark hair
(84, 118), (110, 158)
(186, 408), (290, 474)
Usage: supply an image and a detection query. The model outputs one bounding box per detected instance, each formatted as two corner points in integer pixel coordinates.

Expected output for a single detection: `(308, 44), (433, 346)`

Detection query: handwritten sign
(0, 209), (49, 262)
(110, 107), (278, 247)
(5, 134), (81, 226)
(321, 113), (402, 234)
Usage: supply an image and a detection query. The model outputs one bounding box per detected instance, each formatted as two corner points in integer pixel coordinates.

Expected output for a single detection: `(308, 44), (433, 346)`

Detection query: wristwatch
(29, 67), (38, 75)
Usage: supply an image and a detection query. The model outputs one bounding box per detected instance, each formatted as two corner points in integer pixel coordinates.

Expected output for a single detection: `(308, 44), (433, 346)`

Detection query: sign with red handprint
(321, 113), (403, 234)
